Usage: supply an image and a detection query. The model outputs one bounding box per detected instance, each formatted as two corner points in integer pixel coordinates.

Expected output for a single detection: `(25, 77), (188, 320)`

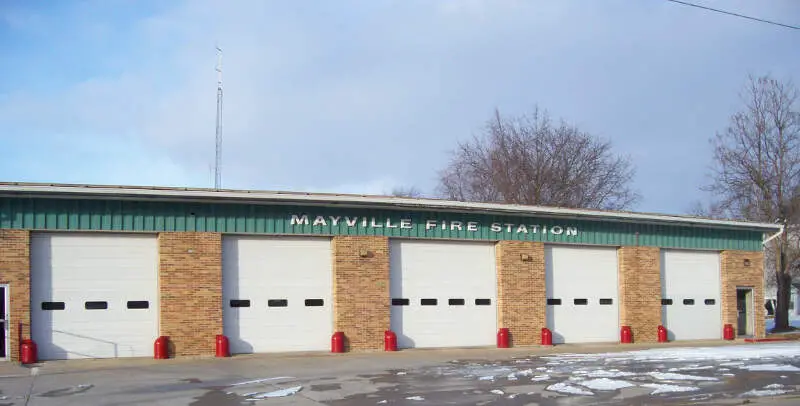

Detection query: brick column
(618, 246), (661, 343)
(721, 250), (765, 338)
(0, 230), (30, 362)
(158, 232), (222, 357)
(332, 236), (389, 351)
(496, 241), (545, 346)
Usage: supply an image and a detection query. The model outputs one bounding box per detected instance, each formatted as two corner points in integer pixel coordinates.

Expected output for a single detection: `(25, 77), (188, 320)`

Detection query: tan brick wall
(721, 250), (765, 338)
(0, 230), (30, 362)
(158, 232), (222, 357)
(495, 241), (545, 346)
(332, 236), (389, 351)
(618, 246), (661, 343)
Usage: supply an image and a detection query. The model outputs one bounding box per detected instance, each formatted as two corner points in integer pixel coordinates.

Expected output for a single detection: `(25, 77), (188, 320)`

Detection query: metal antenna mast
(214, 46), (224, 190)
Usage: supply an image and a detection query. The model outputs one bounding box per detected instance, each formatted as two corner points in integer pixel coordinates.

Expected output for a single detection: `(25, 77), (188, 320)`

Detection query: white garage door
(30, 233), (159, 360)
(390, 239), (497, 349)
(660, 249), (722, 340)
(545, 244), (619, 344)
(222, 235), (333, 353)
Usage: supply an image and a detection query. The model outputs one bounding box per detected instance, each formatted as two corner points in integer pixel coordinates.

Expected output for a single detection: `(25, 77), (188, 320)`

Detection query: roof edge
(0, 182), (782, 232)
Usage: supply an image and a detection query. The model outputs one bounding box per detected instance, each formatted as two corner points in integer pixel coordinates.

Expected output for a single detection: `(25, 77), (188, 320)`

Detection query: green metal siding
(0, 197), (763, 251)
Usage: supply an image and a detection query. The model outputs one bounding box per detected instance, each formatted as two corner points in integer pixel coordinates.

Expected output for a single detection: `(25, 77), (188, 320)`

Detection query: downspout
(762, 224), (785, 246)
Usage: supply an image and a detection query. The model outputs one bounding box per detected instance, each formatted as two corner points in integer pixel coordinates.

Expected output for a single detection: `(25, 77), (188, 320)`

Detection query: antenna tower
(214, 46), (224, 190)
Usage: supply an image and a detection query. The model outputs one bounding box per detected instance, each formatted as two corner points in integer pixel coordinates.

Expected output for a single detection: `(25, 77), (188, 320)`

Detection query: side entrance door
(0, 285), (6, 359)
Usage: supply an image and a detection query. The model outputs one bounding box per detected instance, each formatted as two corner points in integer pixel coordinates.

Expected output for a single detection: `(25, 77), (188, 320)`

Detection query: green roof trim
(0, 197), (764, 251)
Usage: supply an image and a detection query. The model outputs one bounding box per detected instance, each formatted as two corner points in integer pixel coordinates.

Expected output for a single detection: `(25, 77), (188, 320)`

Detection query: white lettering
(329, 216), (341, 226)
(290, 214), (309, 225)
(425, 220), (438, 230)
(467, 221), (478, 232)
(386, 218), (398, 228)
(441, 220), (447, 230)
(530, 224), (540, 233)
(370, 217), (383, 228)
(490, 223), (502, 232)
(400, 219), (412, 229)
(542, 225), (548, 234)
(566, 227), (578, 236)
(505, 223), (514, 233)
(313, 216), (327, 226)
(345, 216), (358, 227)
(362, 217), (368, 227)
(450, 221), (463, 231)
(551, 226), (563, 235)
(516, 224), (528, 233)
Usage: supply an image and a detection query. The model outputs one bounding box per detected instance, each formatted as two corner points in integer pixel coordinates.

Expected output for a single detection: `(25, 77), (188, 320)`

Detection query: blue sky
(1, 0), (798, 215)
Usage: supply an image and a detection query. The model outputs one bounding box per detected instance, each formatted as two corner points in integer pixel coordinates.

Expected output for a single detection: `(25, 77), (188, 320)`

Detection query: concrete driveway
(0, 340), (798, 405)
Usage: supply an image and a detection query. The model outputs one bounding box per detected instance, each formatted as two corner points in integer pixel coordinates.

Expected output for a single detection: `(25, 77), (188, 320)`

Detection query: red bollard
(331, 331), (345, 353)
(215, 334), (230, 357)
(657, 325), (668, 343)
(620, 326), (632, 344)
(154, 336), (169, 359)
(20, 339), (37, 364)
(497, 328), (510, 348)
(541, 327), (553, 346)
(723, 324), (735, 340)
(384, 330), (398, 352)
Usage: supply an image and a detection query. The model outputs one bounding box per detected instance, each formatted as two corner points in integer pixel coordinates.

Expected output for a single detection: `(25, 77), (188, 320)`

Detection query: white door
(390, 239), (497, 349)
(660, 249), (722, 340)
(30, 233), (159, 360)
(222, 235), (333, 353)
(545, 244), (619, 344)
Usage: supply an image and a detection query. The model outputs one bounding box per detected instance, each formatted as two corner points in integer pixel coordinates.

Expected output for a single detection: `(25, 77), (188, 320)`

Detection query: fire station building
(0, 182), (780, 362)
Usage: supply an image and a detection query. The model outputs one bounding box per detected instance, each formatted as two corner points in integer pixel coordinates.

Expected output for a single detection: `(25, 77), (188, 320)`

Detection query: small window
(85, 301), (108, 310)
(305, 299), (324, 307)
(683, 299), (695, 305)
(127, 301), (150, 309)
(268, 299), (288, 307)
(547, 298), (562, 306)
(421, 298), (438, 306)
(229, 300), (250, 308)
(662, 299), (673, 305)
(475, 298), (491, 306)
(574, 298), (588, 305)
(704, 299), (716, 305)
(42, 302), (65, 311)
(448, 299), (465, 306)
(599, 298), (613, 305)
(391, 298), (409, 306)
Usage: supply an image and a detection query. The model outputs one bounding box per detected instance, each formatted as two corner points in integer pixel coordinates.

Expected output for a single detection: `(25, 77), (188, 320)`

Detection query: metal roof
(0, 181), (782, 232)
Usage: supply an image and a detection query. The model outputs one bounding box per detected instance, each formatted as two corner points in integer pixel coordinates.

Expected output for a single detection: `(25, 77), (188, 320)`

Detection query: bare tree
(436, 107), (639, 210)
(390, 186), (423, 198)
(704, 74), (800, 331)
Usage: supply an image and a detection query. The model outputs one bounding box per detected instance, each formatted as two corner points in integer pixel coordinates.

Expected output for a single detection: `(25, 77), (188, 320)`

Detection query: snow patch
(542, 343), (800, 365)
(586, 369), (636, 378)
(577, 378), (635, 391)
(478, 376), (494, 381)
(490, 389), (504, 395)
(396, 371), (407, 375)
(535, 367), (548, 371)
(377, 401), (387, 404)
(245, 386), (302, 400)
(764, 384), (784, 389)
(648, 372), (718, 381)
(668, 365), (714, 372)
(545, 382), (594, 396)
(722, 374), (735, 377)
(531, 375), (551, 382)
(507, 394), (518, 399)
(406, 396), (425, 401)
(517, 369), (534, 377)
(742, 389), (790, 397)
(641, 383), (700, 395)
(231, 377), (294, 386)
(740, 364), (800, 372)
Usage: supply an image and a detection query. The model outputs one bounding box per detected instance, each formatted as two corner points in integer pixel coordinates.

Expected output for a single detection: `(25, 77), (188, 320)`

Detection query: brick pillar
(0, 230), (30, 362)
(495, 241), (545, 346)
(618, 246), (661, 343)
(158, 232), (222, 357)
(721, 250), (765, 338)
(332, 236), (389, 351)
